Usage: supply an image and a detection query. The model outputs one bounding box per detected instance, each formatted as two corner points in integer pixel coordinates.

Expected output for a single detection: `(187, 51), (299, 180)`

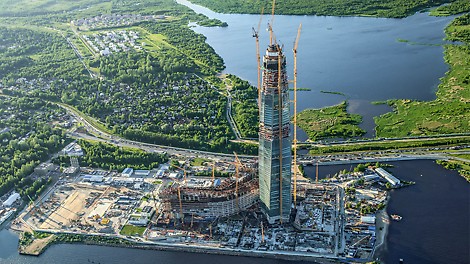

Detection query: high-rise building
(258, 44), (292, 224)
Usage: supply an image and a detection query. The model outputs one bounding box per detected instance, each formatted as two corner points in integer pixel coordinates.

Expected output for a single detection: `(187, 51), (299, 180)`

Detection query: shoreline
(12, 228), (341, 263)
(372, 201), (391, 259)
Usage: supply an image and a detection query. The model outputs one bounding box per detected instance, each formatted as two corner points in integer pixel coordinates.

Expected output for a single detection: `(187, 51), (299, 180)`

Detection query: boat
(391, 214), (402, 221)
(0, 209), (16, 226)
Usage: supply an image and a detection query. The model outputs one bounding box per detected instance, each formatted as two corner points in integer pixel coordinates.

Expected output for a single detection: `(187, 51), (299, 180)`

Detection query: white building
(61, 142), (83, 156)
(82, 175), (104, 183)
(133, 170), (150, 178)
(361, 215), (376, 224)
(122, 168), (134, 177)
(3, 192), (20, 207)
(375, 168), (401, 186)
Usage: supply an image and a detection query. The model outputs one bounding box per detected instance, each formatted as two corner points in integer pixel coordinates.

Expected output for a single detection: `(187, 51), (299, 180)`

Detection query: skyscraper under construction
(258, 44), (292, 224)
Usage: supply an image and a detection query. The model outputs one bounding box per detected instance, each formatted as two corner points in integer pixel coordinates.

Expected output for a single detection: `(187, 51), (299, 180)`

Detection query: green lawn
(120, 225), (146, 236)
(450, 154), (470, 160)
(152, 180), (163, 184)
(191, 157), (209, 166)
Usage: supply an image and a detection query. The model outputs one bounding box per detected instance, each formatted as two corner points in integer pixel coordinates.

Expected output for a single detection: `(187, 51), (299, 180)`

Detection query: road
(300, 133), (470, 147)
(226, 90), (242, 139)
(56, 100), (470, 164)
(60, 103), (255, 160)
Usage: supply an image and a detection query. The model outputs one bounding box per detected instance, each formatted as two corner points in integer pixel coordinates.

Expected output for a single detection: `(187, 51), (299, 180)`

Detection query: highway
(59, 103), (256, 161)
(299, 133), (470, 147)
(57, 101), (470, 164)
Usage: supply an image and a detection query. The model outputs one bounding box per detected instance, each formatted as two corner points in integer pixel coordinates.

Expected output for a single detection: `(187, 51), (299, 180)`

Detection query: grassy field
(374, 15), (470, 138)
(449, 154), (470, 160)
(119, 225), (146, 236)
(191, 157), (209, 166)
(144, 33), (173, 50)
(296, 101), (365, 141)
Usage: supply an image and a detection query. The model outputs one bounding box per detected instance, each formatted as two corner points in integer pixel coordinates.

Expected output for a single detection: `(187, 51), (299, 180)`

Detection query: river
(177, 0), (455, 139)
(303, 160), (470, 263)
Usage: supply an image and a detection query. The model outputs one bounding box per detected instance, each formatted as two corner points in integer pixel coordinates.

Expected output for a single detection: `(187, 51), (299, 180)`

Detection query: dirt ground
(19, 234), (56, 256)
(40, 190), (90, 229)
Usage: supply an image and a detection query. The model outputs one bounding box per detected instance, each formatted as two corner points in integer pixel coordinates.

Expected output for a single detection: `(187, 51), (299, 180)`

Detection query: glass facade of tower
(258, 45), (292, 224)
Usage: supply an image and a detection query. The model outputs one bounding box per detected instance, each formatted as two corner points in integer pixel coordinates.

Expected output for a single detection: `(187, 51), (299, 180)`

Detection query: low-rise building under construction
(159, 176), (259, 219)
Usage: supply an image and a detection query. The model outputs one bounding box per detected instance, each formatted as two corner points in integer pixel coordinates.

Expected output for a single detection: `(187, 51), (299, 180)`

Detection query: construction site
(158, 175), (259, 220)
(10, 1), (390, 262)
(21, 179), (144, 236)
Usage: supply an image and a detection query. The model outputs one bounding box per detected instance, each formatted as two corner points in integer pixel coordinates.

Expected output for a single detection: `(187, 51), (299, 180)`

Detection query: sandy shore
(373, 206), (390, 259)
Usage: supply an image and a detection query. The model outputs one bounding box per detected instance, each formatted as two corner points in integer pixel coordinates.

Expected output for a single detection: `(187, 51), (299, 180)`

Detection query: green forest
(0, 0), (257, 154)
(226, 74), (258, 139)
(430, 0), (470, 16)
(188, 0), (460, 18)
(54, 140), (168, 171)
(0, 96), (68, 197)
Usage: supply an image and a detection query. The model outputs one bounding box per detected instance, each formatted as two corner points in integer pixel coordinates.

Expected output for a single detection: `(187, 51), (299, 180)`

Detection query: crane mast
(170, 163), (187, 183)
(233, 152), (243, 210)
(269, 0), (276, 46)
(252, 7), (264, 112)
(293, 24), (302, 208)
(212, 163), (215, 185)
(170, 162), (187, 224)
(177, 186), (183, 224)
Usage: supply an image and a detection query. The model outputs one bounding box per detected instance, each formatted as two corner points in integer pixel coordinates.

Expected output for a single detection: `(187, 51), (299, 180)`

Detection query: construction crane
(252, 7), (264, 112)
(268, 0), (276, 46)
(316, 161), (319, 183)
(209, 223), (212, 239)
(170, 163), (187, 183)
(27, 194), (40, 216)
(151, 191), (159, 215)
(177, 185), (184, 224)
(190, 212), (194, 228)
(292, 23), (302, 208)
(235, 162), (240, 210)
(233, 152), (242, 211)
(233, 151), (245, 169)
(261, 221), (265, 243)
(170, 163), (189, 225)
(212, 162), (215, 185)
(27, 194), (35, 209)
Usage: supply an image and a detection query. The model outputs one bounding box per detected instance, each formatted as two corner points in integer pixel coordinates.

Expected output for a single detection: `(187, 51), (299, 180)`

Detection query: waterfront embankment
(15, 230), (340, 263)
(373, 208), (390, 258)
(18, 233), (56, 256)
